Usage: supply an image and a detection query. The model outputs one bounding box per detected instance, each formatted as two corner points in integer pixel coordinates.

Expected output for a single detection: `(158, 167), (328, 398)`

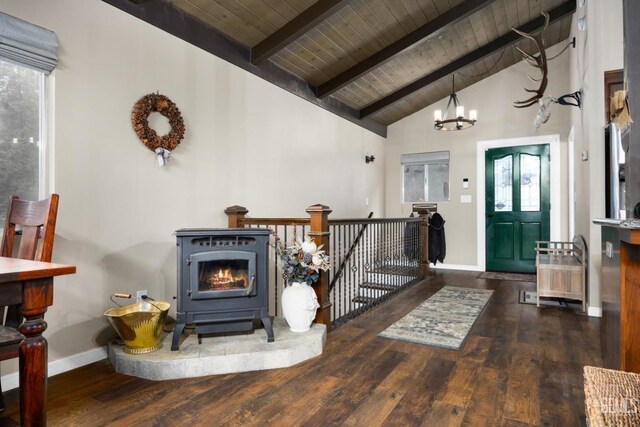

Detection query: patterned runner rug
(378, 286), (493, 350)
(478, 272), (536, 282)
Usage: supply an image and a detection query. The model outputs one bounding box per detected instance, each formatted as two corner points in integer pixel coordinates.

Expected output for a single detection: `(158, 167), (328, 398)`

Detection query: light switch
(463, 178), (469, 189)
(460, 195), (472, 203)
(605, 241), (613, 258)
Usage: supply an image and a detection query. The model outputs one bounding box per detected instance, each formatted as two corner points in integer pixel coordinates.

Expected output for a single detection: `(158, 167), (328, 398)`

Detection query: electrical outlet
(136, 290), (147, 302)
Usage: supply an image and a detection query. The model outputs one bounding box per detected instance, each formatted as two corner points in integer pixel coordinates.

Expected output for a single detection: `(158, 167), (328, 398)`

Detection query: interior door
(486, 144), (550, 273)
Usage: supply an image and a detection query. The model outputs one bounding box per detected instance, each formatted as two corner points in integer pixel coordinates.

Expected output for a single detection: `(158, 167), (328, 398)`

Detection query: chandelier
(434, 74), (477, 131)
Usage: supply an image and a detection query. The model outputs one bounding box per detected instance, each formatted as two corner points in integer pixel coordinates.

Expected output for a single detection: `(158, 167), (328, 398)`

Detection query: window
(0, 60), (46, 224)
(401, 151), (450, 203)
(0, 12), (57, 225)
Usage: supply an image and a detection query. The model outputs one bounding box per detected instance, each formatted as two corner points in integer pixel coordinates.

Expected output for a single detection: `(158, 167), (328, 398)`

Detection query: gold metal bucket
(105, 295), (170, 354)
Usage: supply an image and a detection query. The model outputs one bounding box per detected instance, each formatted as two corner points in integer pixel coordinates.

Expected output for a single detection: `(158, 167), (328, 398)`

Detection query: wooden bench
(535, 235), (587, 311)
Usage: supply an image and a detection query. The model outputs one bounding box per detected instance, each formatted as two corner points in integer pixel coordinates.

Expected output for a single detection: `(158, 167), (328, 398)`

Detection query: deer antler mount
(512, 12), (550, 108)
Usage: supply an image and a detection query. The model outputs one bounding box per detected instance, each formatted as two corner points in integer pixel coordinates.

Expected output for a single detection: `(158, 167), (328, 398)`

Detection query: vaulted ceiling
(105, 0), (575, 136)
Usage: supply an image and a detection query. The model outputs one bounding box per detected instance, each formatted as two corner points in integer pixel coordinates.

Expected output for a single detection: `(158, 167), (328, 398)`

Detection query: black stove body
(172, 228), (274, 351)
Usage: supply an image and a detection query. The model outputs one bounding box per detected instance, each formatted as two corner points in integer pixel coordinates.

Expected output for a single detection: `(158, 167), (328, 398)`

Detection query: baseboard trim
(1, 346), (108, 391)
(430, 263), (483, 272)
(587, 306), (602, 318)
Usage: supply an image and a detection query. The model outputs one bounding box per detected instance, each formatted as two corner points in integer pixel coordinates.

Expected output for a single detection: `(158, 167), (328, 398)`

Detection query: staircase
(352, 262), (420, 308)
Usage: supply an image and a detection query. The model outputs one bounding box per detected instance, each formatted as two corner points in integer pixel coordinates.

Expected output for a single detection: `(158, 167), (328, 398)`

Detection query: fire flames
(206, 268), (247, 290)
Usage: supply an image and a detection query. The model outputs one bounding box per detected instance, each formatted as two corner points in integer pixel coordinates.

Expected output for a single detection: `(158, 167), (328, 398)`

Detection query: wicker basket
(584, 366), (640, 426)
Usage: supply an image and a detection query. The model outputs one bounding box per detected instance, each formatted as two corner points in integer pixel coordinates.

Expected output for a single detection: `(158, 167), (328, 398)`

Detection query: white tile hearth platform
(108, 318), (326, 381)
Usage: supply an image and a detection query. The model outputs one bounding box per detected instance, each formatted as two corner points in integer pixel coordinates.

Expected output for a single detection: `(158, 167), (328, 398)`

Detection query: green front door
(486, 144), (550, 273)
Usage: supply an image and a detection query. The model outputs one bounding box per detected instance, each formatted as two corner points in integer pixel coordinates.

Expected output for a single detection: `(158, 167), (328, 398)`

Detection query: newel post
(417, 208), (430, 279)
(307, 204), (332, 332)
(225, 205), (248, 228)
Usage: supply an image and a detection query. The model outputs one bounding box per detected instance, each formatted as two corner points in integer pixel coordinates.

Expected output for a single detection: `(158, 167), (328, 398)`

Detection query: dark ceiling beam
(359, 0), (576, 119)
(316, 0), (496, 99)
(100, 0), (386, 137)
(251, 0), (350, 65)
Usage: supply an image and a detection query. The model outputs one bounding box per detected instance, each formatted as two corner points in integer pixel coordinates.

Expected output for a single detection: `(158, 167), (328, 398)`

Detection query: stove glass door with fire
(190, 250), (256, 299)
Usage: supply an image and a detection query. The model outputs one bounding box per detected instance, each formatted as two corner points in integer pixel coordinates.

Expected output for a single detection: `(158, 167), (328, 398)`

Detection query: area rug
(378, 286), (494, 350)
(478, 272), (536, 282)
(518, 290), (583, 310)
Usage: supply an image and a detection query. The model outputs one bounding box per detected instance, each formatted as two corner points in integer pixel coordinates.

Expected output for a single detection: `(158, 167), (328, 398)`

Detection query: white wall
(385, 42), (571, 268)
(570, 0), (624, 315)
(0, 0), (385, 376)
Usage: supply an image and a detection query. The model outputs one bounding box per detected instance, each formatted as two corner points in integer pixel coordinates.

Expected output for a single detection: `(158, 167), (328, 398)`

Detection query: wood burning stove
(172, 228), (274, 351)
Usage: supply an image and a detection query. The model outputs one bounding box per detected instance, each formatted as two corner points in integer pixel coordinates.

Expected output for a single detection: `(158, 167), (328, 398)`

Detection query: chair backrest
(0, 194), (59, 263)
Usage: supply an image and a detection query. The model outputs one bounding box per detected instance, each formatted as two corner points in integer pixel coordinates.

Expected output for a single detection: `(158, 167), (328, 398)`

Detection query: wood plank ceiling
(112, 0), (575, 134)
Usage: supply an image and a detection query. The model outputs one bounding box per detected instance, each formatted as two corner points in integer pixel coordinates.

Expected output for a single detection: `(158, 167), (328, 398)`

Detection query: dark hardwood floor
(0, 269), (602, 426)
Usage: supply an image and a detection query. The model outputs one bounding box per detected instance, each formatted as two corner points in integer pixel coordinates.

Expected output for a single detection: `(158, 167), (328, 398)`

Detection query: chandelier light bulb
(434, 110), (442, 121)
(456, 106), (464, 118)
(469, 110), (478, 121)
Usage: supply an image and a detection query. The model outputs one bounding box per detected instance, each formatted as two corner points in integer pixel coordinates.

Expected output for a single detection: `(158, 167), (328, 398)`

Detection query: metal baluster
(333, 224), (337, 322)
(338, 224), (343, 321)
(358, 221), (364, 309)
(274, 224), (279, 317)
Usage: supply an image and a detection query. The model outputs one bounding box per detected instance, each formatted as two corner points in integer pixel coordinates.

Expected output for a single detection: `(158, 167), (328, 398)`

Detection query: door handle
(488, 213), (495, 217)
(245, 275), (255, 296)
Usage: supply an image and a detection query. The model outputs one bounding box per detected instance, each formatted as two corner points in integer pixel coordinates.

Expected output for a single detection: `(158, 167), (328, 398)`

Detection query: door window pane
(0, 60), (44, 224)
(494, 155), (513, 212)
(520, 154), (541, 211)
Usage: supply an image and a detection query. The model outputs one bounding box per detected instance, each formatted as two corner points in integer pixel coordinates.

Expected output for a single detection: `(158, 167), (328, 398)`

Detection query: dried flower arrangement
(131, 93), (185, 152)
(273, 234), (330, 286)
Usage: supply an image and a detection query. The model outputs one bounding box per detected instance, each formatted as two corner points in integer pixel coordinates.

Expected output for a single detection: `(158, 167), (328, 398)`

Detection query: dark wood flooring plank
(420, 400), (466, 427)
(502, 343), (542, 425)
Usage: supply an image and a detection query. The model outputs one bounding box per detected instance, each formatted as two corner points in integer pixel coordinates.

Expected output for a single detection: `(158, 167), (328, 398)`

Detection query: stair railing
(329, 212), (373, 292)
(328, 216), (425, 327)
(225, 204), (433, 331)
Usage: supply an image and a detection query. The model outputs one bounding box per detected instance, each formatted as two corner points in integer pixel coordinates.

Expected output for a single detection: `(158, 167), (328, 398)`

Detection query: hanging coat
(428, 212), (446, 265)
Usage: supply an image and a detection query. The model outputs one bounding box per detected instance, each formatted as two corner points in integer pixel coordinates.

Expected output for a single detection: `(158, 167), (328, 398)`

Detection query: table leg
(18, 278), (53, 427)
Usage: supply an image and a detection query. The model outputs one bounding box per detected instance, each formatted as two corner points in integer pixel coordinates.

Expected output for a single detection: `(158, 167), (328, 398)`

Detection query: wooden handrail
(329, 217), (421, 225)
(240, 218), (310, 226)
(329, 212), (373, 292)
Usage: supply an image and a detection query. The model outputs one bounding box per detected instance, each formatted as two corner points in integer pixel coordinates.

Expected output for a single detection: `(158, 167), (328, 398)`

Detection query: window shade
(401, 151), (449, 165)
(0, 12), (57, 74)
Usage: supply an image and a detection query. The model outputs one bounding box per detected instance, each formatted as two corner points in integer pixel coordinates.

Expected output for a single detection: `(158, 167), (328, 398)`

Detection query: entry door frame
(476, 134), (561, 272)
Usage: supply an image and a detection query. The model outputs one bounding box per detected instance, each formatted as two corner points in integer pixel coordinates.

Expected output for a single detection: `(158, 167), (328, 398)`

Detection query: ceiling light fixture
(434, 74), (477, 131)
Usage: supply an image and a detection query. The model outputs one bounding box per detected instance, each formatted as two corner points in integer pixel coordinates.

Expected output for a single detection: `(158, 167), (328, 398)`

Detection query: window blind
(400, 151), (449, 165)
(0, 12), (57, 74)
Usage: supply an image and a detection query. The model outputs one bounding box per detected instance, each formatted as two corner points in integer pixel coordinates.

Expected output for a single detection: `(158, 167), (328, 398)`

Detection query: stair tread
(369, 266), (420, 276)
(359, 282), (401, 291)
(352, 295), (382, 304)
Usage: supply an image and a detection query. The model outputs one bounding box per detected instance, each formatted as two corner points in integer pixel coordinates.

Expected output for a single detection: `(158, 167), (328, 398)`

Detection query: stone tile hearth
(108, 318), (326, 381)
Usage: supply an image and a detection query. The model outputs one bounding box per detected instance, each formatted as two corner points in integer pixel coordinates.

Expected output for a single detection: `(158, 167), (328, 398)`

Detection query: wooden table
(0, 257), (76, 426)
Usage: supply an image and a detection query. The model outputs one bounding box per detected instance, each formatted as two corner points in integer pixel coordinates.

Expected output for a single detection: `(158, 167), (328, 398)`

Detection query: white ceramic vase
(281, 281), (320, 332)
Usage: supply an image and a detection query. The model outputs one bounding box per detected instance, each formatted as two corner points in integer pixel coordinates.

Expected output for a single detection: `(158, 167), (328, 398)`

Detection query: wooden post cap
(306, 204), (332, 214)
(224, 205), (249, 215)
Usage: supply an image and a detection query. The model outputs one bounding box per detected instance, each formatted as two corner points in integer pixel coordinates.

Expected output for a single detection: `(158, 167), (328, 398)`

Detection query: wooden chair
(534, 235), (587, 311)
(0, 194), (59, 410)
